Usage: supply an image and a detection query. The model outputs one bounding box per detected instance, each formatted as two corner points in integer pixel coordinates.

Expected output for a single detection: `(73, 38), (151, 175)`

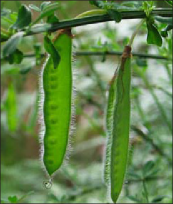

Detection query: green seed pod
(39, 29), (74, 177)
(6, 81), (17, 132)
(103, 73), (117, 186)
(104, 46), (132, 203)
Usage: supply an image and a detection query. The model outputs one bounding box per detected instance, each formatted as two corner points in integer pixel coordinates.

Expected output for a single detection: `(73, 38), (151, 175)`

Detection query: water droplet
(43, 179), (52, 189)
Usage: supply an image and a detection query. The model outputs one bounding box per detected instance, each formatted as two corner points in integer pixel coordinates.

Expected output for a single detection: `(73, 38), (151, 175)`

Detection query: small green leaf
(147, 22), (162, 47)
(20, 65), (32, 74)
(11, 5), (31, 29)
(40, 1), (51, 11)
(41, 2), (59, 12)
(142, 160), (159, 179)
(155, 16), (173, 25)
(127, 195), (141, 203)
(152, 195), (166, 203)
(164, 0), (172, 6)
(107, 9), (122, 23)
(142, 1), (154, 17)
(8, 196), (18, 203)
(89, 1), (104, 8)
(3, 31), (24, 57)
(2, 12), (18, 28)
(29, 4), (41, 12)
(5, 49), (23, 64)
(1, 8), (11, 17)
(161, 25), (173, 37)
(143, 160), (155, 174)
(47, 14), (59, 24)
(161, 30), (168, 38)
(136, 58), (147, 67)
(1, 28), (10, 41)
(44, 36), (61, 69)
(128, 171), (142, 179)
(31, 4), (59, 26)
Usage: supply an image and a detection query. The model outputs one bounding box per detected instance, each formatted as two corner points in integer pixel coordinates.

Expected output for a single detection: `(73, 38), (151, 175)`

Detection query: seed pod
(111, 45), (131, 203)
(104, 46), (132, 203)
(40, 29), (73, 177)
(103, 72), (117, 186)
(6, 81), (17, 132)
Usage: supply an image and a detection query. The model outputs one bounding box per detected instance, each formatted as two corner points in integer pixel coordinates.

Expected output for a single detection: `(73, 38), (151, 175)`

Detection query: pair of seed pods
(40, 29), (131, 203)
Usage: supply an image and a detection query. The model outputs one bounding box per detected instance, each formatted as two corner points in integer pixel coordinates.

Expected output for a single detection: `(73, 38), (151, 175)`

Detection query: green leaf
(47, 14), (59, 24)
(142, 1), (154, 17)
(1, 12), (18, 28)
(151, 195), (166, 203)
(44, 36), (61, 69)
(89, 0), (104, 8)
(8, 196), (18, 203)
(147, 22), (162, 47)
(1, 28), (10, 41)
(29, 4), (41, 12)
(142, 160), (159, 179)
(40, 1), (51, 11)
(1, 8), (11, 17)
(107, 9), (122, 23)
(161, 25), (173, 37)
(3, 31), (24, 57)
(143, 160), (155, 174)
(136, 58), (147, 67)
(121, 1), (142, 8)
(128, 171), (142, 179)
(31, 3), (59, 25)
(164, 0), (172, 6)
(5, 49), (23, 64)
(127, 195), (141, 203)
(41, 2), (59, 13)
(11, 5), (31, 29)
(155, 16), (173, 26)
(20, 66), (33, 74)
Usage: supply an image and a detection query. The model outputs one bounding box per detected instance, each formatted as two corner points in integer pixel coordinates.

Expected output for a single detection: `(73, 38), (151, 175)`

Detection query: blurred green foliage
(1, 1), (172, 203)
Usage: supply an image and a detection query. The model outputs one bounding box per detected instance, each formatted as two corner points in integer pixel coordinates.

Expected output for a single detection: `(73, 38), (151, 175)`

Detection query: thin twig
(1, 51), (169, 61)
(129, 19), (145, 47)
(75, 51), (169, 60)
(131, 125), (172, 164)
(134, 66), (172, 133)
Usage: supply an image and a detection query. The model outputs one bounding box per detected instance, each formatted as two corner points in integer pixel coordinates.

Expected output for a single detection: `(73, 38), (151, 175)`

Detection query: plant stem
(1, 9), (172, 42)
(131, 125), (171, 164)
(76, 36), (106, 102)
(84, 55), (106, 102)
(129, 19), (145, 47)
(134, 66), (172, 133)
(142, 180), (149, 203)
(134, 96), (151, 129)
(75, 51), (169, 60)
(1, 51), (168, 61)
(164, 63), (172, 82)
(144, 77), (172, 132)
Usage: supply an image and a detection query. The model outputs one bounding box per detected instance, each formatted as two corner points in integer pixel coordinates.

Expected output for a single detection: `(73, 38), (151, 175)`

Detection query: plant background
(1, 1), (172, 203)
